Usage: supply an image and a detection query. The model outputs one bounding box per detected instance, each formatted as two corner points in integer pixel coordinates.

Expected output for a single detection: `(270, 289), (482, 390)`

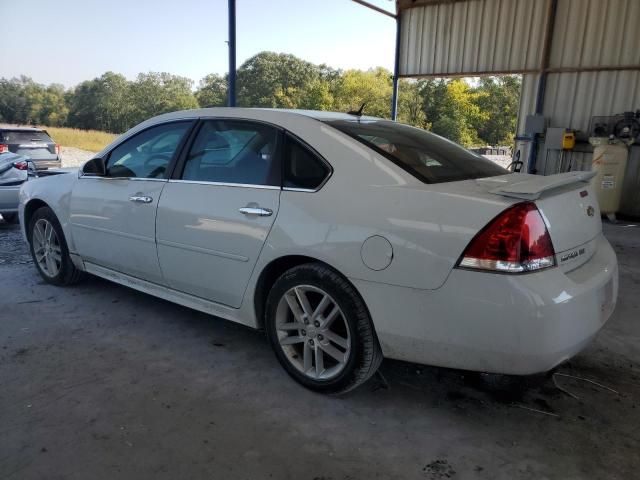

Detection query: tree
(397, 79), (426, 128)
(196, 73), (227, 108)
(236, 52), (321, 108)
(67, 72), (133, 132)
(333, 67), (392, 118)
(473, 76), (521, 145)
(129, 72), (198, 125)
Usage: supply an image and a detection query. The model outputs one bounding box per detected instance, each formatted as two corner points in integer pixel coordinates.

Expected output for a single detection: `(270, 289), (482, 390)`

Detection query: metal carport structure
(394, 0), (640, 176)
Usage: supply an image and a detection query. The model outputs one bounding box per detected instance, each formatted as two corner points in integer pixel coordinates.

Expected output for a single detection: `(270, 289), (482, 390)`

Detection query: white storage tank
(590, 138), (629, 217)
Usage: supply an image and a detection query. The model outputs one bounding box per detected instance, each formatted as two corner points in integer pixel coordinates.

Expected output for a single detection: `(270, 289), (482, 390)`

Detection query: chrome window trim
(282, 187), (317, 193)
(78, 175), (167, 182)
(167, 179), (281, 190)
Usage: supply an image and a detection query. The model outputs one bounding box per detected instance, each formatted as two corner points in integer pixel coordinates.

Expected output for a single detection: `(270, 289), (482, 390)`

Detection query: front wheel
(265, 263), (382, 394)
(28, 206), (84, 286)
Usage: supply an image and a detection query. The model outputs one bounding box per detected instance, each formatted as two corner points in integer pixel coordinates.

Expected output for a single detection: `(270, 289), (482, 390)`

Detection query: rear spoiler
(486, 171), (596, 200)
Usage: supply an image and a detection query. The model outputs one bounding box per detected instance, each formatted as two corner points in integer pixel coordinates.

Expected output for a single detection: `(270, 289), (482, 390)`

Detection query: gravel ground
(60, 147), (96, 168)
(0, 220), (639, 479)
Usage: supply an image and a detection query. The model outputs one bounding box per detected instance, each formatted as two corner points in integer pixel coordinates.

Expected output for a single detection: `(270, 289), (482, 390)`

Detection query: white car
(19, 108), (618, 393)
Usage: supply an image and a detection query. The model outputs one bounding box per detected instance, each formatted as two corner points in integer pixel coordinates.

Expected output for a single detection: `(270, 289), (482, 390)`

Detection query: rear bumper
(33, 158), (61, 170)
(352, 233), (618, 375)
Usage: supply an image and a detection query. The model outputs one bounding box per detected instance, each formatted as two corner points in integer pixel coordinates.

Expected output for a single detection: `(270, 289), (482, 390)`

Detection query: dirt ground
(0, 220), (638, 480)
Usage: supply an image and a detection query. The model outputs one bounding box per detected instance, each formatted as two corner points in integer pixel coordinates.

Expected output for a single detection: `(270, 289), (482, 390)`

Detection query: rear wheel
(265, 263), (382, 394)
(2, 213), (18, 224)
(28, 207), (84, 286)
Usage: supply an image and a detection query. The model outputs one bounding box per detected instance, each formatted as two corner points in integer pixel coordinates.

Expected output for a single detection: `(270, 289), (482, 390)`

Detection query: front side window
(105, 121), (191, 179)
(325, 119), (508, 184)
(181, 120), (280, 186)
(283, 135), (330, 190)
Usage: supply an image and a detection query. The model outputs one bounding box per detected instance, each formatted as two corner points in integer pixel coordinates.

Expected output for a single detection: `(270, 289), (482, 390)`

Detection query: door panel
(69, 120), (193, 282)
(156, 182), (280, 308)
(70, 178), (167, 283)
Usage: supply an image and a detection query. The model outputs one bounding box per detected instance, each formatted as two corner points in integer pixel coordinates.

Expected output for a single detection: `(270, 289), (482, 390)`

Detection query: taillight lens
(55, 144), (61, 155)
(0, 144), (8, 153)
(457, 202), (556, 273)
(13, 160), (29, 171)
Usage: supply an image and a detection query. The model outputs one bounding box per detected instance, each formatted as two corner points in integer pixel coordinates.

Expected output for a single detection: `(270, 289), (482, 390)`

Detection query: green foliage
(196, 73), (227, 108)
(236, 52), (320, 108)
(0, 51), (521, 146)
(0, 76), (67, 126)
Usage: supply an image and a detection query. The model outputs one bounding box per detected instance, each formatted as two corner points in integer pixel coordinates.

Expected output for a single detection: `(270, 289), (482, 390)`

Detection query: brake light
(0, 144), (8, 153)
(457, 202), (556, 273)
(13, 160), (29, 171)
(55, 144), (61, 155)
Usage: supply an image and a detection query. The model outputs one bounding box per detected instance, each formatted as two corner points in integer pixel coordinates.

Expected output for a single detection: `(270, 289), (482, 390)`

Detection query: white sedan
(19, 108), (618, 394)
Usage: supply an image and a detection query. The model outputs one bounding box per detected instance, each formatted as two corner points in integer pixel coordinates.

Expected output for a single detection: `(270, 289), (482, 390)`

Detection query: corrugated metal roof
(399, 0), (640, 77)
(399, 0), (550, 76)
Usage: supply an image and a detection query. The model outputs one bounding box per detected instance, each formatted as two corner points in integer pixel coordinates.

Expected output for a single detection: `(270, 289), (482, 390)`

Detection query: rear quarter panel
(243, 114), (516, 292)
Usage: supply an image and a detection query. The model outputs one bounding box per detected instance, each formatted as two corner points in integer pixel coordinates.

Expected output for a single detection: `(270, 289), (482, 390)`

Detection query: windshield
(1, 130), (52, 143)
(325, 119), (509, 184)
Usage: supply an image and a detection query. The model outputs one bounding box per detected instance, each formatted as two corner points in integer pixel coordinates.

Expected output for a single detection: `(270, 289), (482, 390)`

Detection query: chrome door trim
(168, 179), (281, 190)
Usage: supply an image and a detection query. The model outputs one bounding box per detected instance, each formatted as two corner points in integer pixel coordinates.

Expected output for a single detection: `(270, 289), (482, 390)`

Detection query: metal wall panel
(550, 0), (640, 69)
(519, 70), (640, 134)
(518, 70), (640, 173)
(399, 0), (550, 76)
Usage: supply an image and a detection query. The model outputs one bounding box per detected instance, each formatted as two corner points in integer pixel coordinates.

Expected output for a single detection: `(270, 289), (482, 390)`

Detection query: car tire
(2, 213), (18, 224)
(265, 263), (383, 394)
(28, 206), (84, 286)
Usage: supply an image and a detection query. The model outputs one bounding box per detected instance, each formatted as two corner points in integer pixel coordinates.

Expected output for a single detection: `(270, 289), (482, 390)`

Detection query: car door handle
(238, 207), (273, 217)
(129, 195), (153, 203)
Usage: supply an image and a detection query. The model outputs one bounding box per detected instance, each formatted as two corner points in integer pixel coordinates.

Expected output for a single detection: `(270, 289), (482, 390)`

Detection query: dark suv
(0, 127), (61, 170)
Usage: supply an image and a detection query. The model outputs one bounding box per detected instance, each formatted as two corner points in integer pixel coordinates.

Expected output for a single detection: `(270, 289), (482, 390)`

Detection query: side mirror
(82, 157), (106, 176)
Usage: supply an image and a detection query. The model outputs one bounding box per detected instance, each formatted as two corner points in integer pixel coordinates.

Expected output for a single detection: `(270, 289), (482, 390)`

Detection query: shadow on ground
(0, 220), (638, 479)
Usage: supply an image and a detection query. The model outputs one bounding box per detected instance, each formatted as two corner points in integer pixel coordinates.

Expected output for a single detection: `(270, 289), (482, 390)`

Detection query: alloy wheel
(275, 285), (352, 380)
(32, 218), (62, 278)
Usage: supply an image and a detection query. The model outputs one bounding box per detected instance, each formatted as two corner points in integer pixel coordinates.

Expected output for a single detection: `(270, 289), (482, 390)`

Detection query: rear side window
(181, 120), (281, 186)
(325, 119), (508, 184)
(284, 135), (330, 190)
(1, 130), (52, 143)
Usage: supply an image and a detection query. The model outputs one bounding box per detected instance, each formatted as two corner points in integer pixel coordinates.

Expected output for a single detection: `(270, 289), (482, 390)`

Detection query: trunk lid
(477, 172), (602, 270)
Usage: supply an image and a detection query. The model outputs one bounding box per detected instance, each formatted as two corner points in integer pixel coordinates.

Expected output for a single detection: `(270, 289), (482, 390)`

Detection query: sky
(0, 0), (396, 88)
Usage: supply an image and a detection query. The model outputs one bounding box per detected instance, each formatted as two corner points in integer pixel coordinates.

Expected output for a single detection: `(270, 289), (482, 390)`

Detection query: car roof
(0, 126), (45, 132)
(144, 107), (383, 124)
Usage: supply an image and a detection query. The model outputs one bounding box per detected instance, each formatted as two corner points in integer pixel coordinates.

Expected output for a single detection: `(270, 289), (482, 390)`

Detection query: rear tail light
(55, 144), (61, 155)
(0, 144), (8, 153)
(13, 160), (29, 171)
(457, 202), (556, 273)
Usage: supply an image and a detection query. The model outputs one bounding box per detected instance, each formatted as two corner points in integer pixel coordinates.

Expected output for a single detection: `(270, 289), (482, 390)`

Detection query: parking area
(0, 219), (639, 480)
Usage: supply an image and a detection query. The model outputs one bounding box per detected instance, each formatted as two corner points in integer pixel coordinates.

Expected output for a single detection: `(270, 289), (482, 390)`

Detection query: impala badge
(586, 206), (595, 217)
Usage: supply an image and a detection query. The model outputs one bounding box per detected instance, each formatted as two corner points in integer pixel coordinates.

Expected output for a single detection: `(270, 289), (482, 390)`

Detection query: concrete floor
(0, 221), (639, 480)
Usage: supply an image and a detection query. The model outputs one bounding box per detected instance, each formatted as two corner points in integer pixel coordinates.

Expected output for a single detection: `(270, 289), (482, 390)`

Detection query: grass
(44, 126), (118, 153)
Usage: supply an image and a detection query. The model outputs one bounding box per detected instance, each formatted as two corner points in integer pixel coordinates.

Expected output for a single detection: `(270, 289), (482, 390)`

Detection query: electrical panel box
(524, 115), (546, 135)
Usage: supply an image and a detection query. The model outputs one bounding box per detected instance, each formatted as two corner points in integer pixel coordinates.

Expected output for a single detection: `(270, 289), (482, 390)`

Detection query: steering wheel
(143, 154), (170, 178)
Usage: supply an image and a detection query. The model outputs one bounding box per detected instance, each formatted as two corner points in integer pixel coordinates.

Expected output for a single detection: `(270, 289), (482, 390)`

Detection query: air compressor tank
(590, 137), (629, 217)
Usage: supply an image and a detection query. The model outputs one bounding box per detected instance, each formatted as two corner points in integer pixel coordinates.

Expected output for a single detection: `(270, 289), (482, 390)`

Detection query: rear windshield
(325, 119), (508, 184)
(1, 130), (52, 143)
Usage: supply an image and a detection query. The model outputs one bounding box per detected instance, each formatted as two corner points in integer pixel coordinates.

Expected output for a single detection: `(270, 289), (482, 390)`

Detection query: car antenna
(347, 103), (366, 117)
